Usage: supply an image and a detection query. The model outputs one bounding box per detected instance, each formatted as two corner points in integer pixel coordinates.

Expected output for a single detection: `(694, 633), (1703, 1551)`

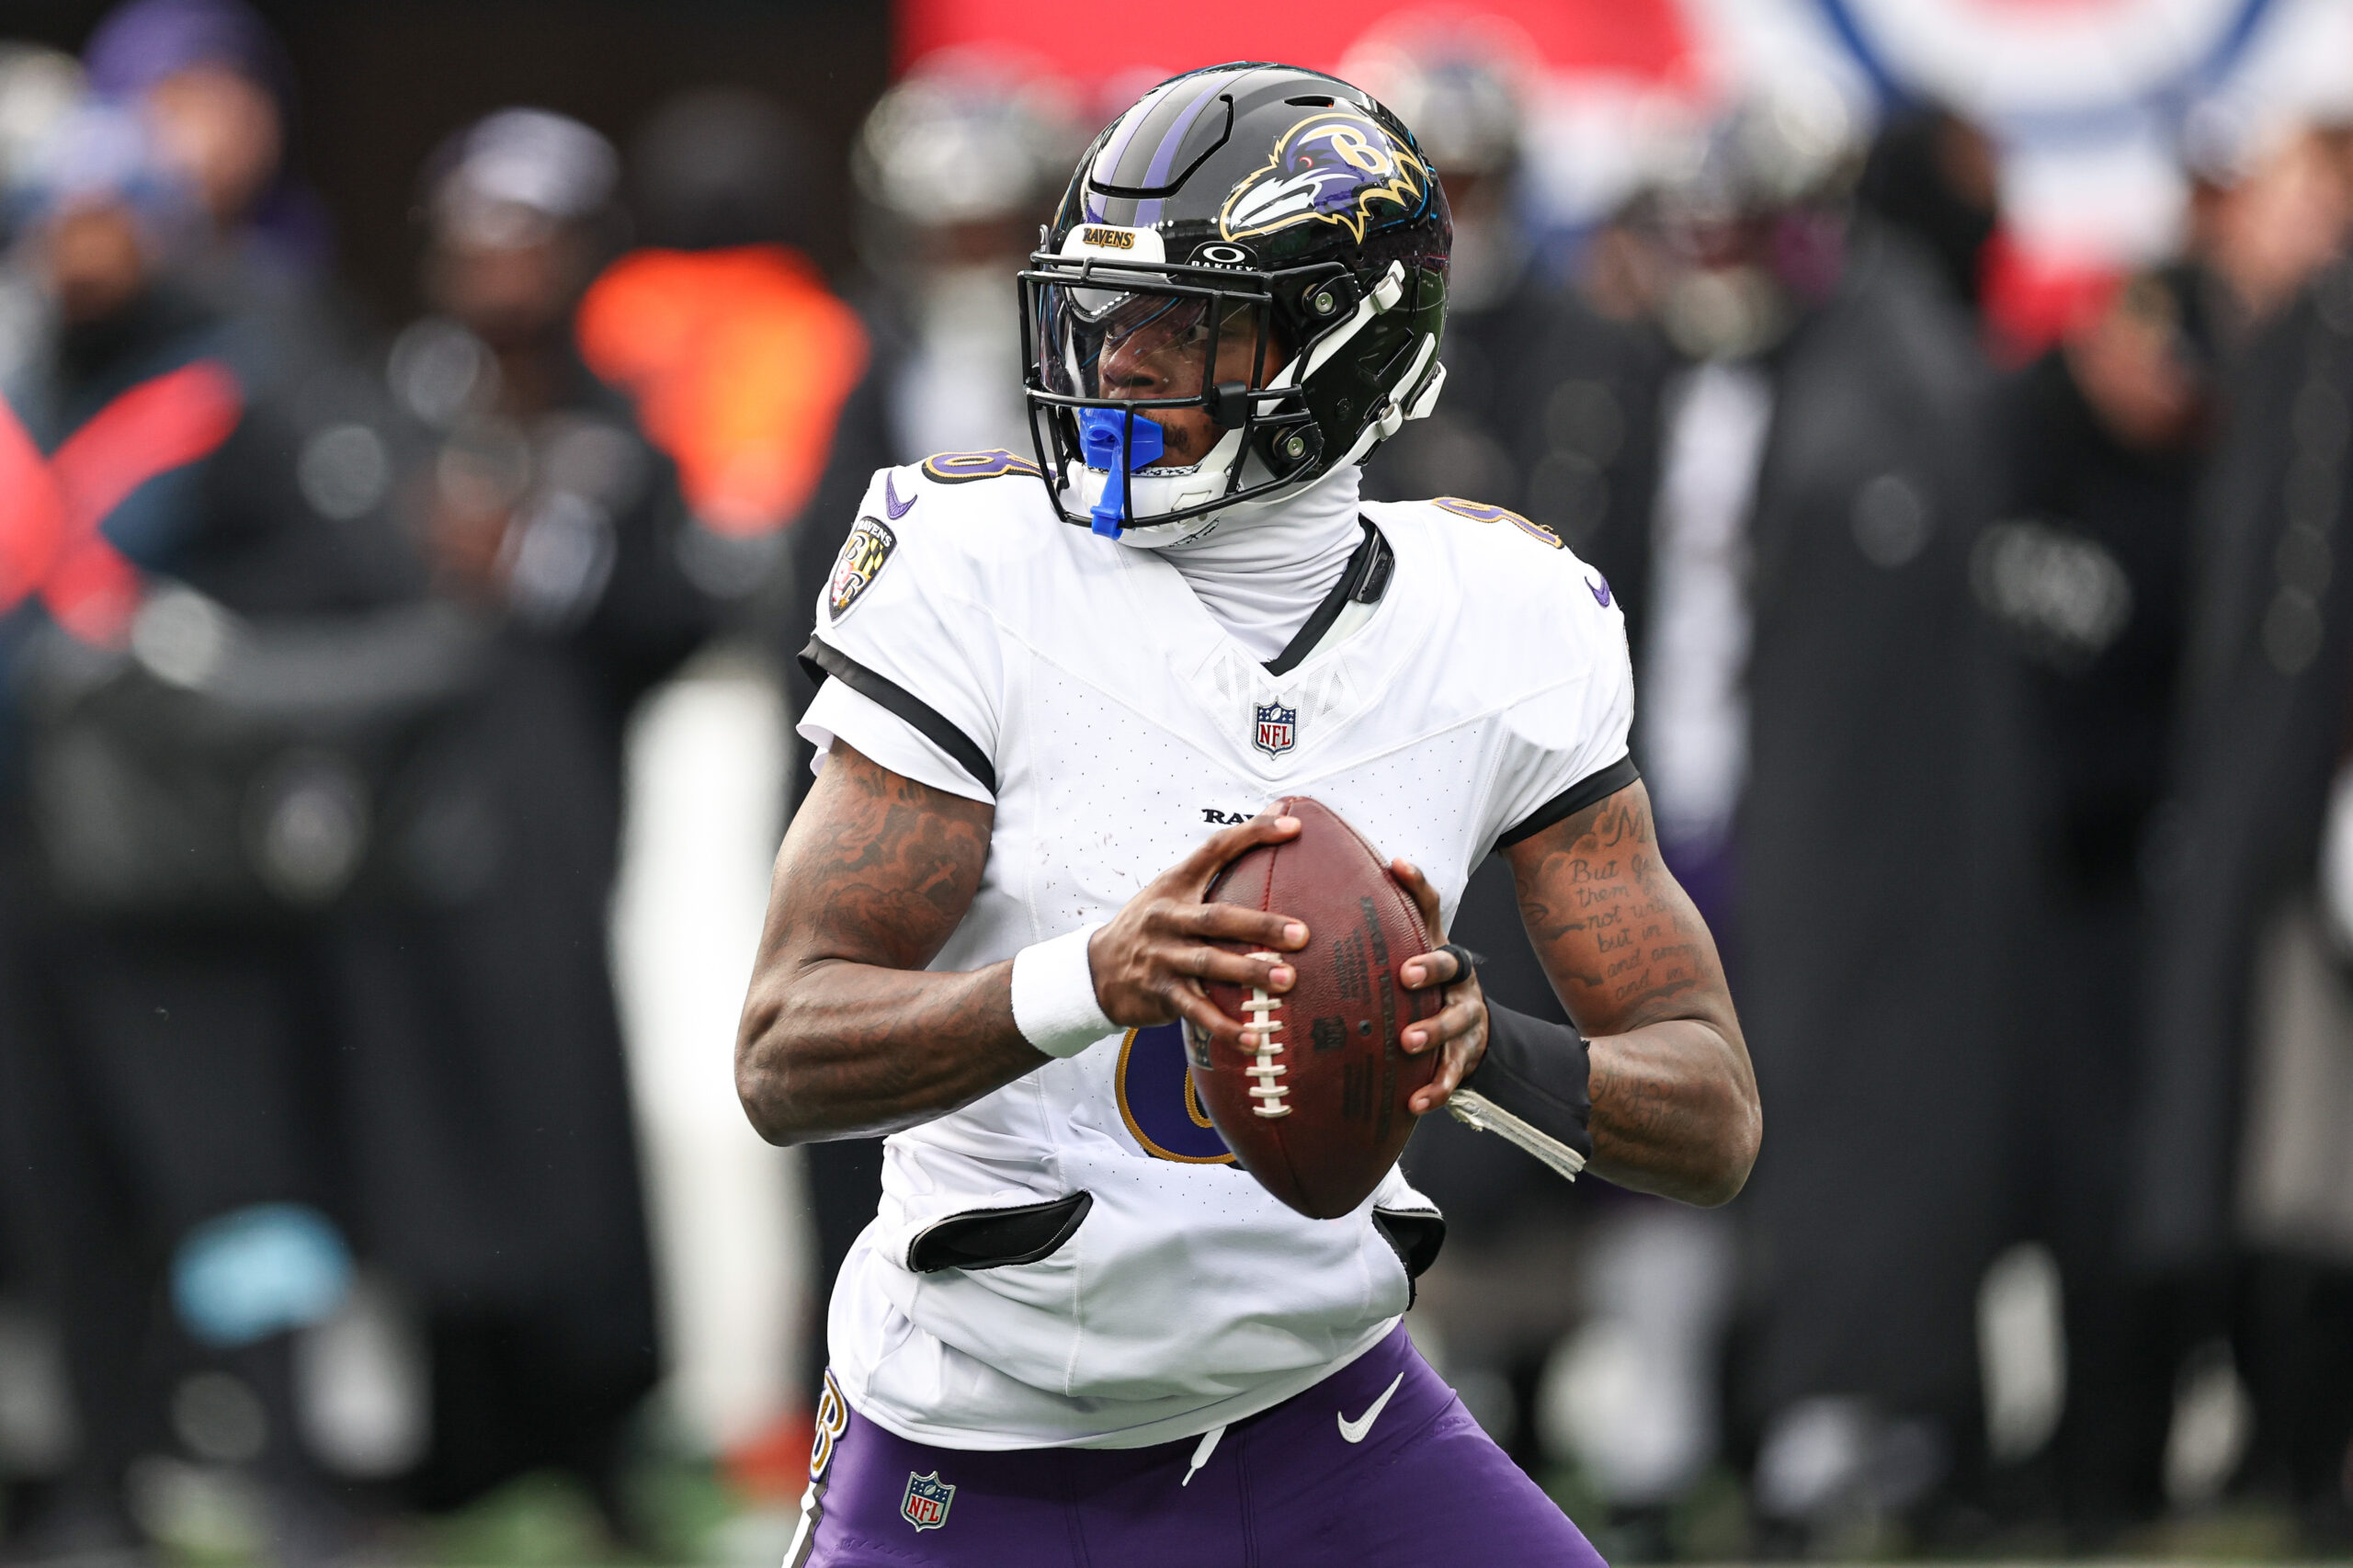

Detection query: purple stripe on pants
(790, 1324), (1608, 1566)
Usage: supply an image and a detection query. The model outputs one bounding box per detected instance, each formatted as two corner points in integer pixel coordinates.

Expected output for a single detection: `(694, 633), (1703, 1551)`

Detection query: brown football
(1194, 797), (1442, 1219)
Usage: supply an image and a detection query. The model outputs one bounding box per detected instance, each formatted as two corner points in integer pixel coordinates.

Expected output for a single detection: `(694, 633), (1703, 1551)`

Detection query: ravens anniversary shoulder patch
(828, 515), (898, 620)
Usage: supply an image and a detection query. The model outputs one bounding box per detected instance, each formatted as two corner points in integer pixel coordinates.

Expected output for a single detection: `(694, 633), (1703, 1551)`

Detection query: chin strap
(1077, 407), (1165, 537)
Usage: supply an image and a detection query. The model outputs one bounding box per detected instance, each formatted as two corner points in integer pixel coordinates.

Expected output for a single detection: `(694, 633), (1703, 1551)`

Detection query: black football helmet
(1020, 62), (1450, 539)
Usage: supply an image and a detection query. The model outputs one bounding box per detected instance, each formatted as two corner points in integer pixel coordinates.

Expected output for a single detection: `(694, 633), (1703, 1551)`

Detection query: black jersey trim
(1495, 756), (1642, 848)
(801, 637), (998, 796)
(1264, 519), (1393, 677)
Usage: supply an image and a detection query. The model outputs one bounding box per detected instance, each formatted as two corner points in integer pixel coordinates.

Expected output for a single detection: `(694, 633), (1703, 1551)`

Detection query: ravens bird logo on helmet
(1219, 111), (1431, 244)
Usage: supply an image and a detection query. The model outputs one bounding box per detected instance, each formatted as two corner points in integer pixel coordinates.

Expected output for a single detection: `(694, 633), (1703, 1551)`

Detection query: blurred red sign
(893, 0), (1700, 85)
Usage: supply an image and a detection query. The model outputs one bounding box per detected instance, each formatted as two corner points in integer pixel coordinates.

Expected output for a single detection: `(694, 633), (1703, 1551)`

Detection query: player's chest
(992, 682), (1494, 929)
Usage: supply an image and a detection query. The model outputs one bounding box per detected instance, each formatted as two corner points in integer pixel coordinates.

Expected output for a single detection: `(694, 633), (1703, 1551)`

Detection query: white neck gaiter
(1142, 463), (1365, 663)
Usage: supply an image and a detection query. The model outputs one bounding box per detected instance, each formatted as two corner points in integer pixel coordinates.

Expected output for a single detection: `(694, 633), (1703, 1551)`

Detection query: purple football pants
(787, 1324), (1607, 1566)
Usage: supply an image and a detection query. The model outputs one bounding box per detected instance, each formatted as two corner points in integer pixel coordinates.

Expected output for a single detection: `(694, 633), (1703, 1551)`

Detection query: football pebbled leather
(1195, 798), (1442, 1218)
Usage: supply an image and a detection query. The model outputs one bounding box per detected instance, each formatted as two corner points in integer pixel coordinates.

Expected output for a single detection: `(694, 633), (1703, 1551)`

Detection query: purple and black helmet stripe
(1129, 76), (1229, 225)
(1086, 66), (1252, 225)
(1086, 76), (1181, 213)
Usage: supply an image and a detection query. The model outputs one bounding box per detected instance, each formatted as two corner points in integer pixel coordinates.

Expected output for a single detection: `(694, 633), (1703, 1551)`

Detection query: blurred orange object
(724, 1404), (818, 1501)
(577, 244), (868, 538)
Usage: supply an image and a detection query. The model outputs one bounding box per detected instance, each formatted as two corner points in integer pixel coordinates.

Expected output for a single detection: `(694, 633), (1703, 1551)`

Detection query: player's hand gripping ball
(1194, 798), (1475, 1218)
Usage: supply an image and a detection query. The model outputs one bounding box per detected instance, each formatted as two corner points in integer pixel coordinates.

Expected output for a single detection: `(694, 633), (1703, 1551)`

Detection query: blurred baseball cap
(427, 107), (620, 250)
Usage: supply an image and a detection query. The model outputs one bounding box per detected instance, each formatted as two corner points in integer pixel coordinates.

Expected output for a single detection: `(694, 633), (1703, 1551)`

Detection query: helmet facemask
(1022, 243), (1335, 540)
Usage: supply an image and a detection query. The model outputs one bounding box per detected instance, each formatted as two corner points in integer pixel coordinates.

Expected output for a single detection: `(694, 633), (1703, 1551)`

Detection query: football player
(738, 63), (1759, 1564)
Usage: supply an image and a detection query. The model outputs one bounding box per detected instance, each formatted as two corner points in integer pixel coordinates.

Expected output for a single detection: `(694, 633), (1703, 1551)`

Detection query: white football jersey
(797, 450), (1635, 1451)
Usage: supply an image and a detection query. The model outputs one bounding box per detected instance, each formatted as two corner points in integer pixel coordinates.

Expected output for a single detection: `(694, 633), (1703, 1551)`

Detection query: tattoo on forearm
(1504, 780), (1758, 1204)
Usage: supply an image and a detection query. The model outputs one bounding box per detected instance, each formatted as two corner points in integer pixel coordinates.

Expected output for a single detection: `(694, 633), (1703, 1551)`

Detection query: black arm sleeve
(1461, 1001), (1594, 1161)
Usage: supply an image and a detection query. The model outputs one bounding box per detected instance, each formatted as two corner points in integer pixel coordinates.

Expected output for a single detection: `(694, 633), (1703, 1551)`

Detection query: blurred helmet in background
(1339, 24), (1524, 183)
(630, 86), (811, 253)
(1653, 78), (1863, 358)
(1673, 80), (1860, 231)
(852, 48), (1081, 278)
(424, 108), (621, 347)
(429, 108), (620, 253)
(852, 50), (1082, 461)
(1340, 19), (1529, 311)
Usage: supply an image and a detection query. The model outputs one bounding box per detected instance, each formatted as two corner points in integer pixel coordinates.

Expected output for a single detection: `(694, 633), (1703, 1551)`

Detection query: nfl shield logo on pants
(901, 1470), (954, 1531)
(1254, 702), (1297, 758)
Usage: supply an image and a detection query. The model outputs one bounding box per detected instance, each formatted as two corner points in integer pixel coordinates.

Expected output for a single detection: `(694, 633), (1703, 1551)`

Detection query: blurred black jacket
(336, 330), (716, 1506)
(1734, 223), (2019, 1442)
(0, 269), (423, 1511)
(2133, 263), (2353, 1269)
(1984, 296), (2204, 1531)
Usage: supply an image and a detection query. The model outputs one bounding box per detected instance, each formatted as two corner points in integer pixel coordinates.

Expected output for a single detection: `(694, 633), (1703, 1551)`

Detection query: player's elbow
(735, 1060), (795, 1146)
(734, 994), (816, 1146)
(1687, 1082), (1761, 1207)
(734, 1049), (794, 1147)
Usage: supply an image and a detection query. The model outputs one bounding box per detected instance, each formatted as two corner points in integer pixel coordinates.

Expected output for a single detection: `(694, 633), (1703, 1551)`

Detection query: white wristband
(1010, 923), (1115, 1059)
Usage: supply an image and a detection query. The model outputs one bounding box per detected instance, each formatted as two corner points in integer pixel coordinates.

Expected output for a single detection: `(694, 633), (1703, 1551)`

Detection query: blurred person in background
(1643, 86), (2016, 1551)
(1347, 20), (1669, 609)
(2133, 110), (2353, 1551)
(1852, 106), (1999, 335)
(0, 101), (419, 1565)
(0, 38), (85, 1541)
(1983, 258), (2211, 1542)
(779, 49), (1078, 1426)
(577, 87), (867, 608)
(2186, 113), (2353, 346)
(329, 107), (717, 1538)
(1333, 21), (1687, 1506)
(0, 45), (85, 387)
(81, 0), (332, 291)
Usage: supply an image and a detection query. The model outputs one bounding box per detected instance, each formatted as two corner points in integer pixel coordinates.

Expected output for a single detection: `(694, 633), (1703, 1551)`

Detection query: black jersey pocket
(905, 1191), (1094, 1273)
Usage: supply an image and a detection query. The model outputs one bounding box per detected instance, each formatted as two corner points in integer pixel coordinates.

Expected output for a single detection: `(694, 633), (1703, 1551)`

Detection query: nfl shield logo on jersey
(1254, 702), (1297, 758)
(901, 1471), (954, 1531)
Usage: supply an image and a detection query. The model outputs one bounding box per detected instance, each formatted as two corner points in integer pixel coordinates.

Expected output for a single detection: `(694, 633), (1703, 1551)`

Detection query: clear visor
(1034, 278), (1276, 407)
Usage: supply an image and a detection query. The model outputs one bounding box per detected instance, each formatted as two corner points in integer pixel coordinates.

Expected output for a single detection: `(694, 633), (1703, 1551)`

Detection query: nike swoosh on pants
(1336, 1372), (1406, 1444)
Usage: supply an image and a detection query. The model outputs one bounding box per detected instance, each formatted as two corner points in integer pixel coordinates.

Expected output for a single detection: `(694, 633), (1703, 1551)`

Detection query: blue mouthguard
(1077, 406), (1166, 537)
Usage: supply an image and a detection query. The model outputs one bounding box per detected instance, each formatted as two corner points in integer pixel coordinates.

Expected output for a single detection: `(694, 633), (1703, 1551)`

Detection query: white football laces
(1241, 950), (1290, 1118)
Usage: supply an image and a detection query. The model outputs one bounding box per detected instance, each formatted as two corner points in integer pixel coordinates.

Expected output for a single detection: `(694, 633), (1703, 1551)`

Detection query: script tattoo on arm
(735, 741), (1040, 1144)
(1504, 779), (1760, 1205)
